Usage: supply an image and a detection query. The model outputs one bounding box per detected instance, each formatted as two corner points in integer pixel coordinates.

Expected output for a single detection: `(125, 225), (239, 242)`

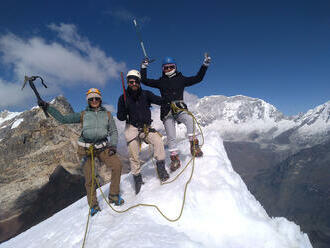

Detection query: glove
(203, 53), (211, 66)
(141, 58), (149, 69)
(38, 99), (49, 109)
(108, 146), (117, 156)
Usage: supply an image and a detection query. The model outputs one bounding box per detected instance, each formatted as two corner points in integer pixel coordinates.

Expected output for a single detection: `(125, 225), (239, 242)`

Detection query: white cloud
(0, 79), (33, 108)
(103, 104), (116, 113)
(0, 23), (127, 108)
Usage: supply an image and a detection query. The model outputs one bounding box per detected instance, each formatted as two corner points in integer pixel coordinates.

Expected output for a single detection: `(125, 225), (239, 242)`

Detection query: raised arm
(183, 64), (208, 87)
(140, 67), (162, 89)
(184, 54), (211, 87)
(47, 106), (81, 124)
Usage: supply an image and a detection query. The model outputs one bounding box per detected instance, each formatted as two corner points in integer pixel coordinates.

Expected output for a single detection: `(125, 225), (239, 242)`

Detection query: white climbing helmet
(126, 70), (141, 81)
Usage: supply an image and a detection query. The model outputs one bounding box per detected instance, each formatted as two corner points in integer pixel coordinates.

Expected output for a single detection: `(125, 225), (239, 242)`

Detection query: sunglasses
(128, 80), (140, 85)
(88, 97), (101, 102)
(163, 65), (176, 71)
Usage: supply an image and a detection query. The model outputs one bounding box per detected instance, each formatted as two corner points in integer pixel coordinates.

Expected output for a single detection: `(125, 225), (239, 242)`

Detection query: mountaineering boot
(133, 173), (144, 195)
(190, 138), (203, 157)
(90, 204), (101, 216)
(170, 154), (181, 172)
(108, 194), (125, 206)
(156, 160), (169, 182)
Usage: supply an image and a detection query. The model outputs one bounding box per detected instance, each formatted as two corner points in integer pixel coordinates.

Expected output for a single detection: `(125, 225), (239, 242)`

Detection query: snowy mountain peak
(193, 95), (285, 127)
(0, 131), (312, 248)
(184, 94), (330, 148)
(295, 101), (330, 125)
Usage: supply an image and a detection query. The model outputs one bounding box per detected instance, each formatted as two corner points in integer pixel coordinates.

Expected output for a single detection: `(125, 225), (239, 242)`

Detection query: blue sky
(0, 0), (329, 116)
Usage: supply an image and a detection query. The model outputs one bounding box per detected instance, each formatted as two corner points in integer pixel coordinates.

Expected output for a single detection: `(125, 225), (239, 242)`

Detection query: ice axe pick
(22, 75), (49, 118)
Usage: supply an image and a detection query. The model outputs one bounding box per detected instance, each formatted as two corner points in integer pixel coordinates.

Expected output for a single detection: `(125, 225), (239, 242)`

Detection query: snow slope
(0, 131), (312, 248)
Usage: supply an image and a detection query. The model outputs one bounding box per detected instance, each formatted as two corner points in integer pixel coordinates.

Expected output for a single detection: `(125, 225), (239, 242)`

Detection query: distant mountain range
(192, 95), (329, 150)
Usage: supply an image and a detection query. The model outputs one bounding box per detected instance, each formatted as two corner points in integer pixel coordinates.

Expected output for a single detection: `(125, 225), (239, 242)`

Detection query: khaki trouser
(125, 124), (165, 175)
(77, 146), (122, 207)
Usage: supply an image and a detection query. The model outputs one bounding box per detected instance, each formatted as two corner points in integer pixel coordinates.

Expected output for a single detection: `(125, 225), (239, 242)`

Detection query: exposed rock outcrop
(0, 165), (85, 242)
(0, 96), (81, 220)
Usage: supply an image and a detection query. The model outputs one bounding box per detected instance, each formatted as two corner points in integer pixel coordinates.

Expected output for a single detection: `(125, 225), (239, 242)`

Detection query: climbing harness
(170, 101), (188, 115)
(126, 124), (162, 152)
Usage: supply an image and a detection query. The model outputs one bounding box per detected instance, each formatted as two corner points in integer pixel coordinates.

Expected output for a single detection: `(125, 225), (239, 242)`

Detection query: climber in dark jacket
(140, 54), (211, 171)
(38, 88), (124, 216)
(117, 69), (169, 194)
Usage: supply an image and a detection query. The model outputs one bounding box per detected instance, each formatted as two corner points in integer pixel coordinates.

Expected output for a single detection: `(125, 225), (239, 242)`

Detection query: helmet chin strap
(165, 69), (176, 78)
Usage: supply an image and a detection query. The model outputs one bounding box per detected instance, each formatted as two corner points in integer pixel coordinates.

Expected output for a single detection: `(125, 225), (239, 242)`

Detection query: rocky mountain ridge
(250, 140), (330, 248)
(0, 96), (81, 219)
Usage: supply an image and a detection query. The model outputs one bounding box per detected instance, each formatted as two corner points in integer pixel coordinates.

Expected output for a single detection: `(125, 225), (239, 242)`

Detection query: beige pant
(125, 124), (165, 175)
(77, 146), (122, 207)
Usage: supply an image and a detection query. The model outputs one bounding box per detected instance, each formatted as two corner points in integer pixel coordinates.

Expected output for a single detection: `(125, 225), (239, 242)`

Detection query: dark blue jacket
(117, 87), (163, 128)
(140, 65), (208, 120)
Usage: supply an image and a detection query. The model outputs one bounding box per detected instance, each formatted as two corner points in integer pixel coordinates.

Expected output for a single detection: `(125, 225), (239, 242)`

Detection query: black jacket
(117, 87), (163, 128)
(140, 65), (208, 120)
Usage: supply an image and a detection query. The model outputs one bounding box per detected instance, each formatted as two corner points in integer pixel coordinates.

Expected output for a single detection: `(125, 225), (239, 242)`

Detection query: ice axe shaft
(120, 72), (127, 103)
(22, 76), (49, 118)
(120, 72), (130, 121)
(133, 19), (155, 63)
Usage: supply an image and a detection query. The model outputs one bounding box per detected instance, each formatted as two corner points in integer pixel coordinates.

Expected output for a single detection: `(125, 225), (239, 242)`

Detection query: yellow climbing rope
(82, 145), (96, 248)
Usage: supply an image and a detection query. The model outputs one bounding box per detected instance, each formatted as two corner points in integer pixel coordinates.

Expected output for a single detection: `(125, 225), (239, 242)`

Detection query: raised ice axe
(133, 19), (155, 63)
(22, 75), (49, 118)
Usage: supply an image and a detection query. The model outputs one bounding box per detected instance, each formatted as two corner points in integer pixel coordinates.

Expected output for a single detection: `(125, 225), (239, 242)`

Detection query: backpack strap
(107, 111), (111, 120)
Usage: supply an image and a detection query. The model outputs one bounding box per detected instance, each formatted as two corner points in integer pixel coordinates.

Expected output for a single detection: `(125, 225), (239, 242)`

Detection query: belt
(77, 141), (108, 149)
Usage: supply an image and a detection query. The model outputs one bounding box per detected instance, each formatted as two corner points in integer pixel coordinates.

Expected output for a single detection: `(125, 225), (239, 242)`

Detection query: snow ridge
(0, 131), (312, 248)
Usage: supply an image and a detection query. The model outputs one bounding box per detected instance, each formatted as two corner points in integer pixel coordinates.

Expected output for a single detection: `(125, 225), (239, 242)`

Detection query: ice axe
(22, 75), (49, 117)
(120, 72), (130, 121)
(133, 19), (155, 63)
(120, 72), (127, 104)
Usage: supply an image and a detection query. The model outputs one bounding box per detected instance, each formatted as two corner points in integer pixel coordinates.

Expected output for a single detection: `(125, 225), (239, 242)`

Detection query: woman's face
(88, 97), (101, 108)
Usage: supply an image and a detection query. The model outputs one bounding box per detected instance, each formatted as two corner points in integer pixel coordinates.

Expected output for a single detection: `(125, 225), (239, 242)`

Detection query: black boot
(156, 160), (169, 182)
(170, 154), (181, 172)
(190, 138), (203, 157)
(133, 173), (144, 194)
